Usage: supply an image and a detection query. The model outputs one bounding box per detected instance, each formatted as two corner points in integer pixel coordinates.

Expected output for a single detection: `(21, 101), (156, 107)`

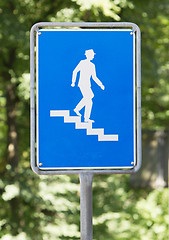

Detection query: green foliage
(0, 0), (168, 239)
(93, 175), (168, 240)
(0, 168), (43, 239)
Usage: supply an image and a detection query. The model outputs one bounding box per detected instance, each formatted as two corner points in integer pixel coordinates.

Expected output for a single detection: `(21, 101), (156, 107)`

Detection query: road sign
(30, 22), (141, 174)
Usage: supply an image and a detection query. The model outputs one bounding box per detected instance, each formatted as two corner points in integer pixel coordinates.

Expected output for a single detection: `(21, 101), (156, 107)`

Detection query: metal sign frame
(30, 22), (141, 175)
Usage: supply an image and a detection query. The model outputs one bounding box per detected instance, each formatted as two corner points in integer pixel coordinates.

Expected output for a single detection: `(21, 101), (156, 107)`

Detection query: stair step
(64, 116), (81, 123)
(98, 135), (118, 141)
(76, 122), (92, 129)
(50, 110), (69, 117)
(87, 128), (104, 135)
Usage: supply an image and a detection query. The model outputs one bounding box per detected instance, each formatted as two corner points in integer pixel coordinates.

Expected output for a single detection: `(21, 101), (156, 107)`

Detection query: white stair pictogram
(50, 110), (118, 142)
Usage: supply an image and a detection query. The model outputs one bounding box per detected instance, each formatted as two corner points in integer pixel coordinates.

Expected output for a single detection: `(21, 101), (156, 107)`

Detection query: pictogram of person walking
(71, 49), (105, 123)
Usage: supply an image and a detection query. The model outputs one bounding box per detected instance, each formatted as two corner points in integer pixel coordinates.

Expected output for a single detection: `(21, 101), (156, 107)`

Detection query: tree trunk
(5, 80), (19, 169)
(3, 48), (19, 170)
(2, 48), (21, 235)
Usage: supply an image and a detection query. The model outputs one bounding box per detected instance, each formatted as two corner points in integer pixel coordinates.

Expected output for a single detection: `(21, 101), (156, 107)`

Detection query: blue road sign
(37, 29), (135, 170)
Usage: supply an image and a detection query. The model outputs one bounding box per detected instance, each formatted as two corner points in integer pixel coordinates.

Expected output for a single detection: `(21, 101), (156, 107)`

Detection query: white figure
(71, 49), (105, 123)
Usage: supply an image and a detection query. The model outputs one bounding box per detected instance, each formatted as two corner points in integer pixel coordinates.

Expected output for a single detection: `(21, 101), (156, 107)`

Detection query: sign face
(37, 29), (135, 170)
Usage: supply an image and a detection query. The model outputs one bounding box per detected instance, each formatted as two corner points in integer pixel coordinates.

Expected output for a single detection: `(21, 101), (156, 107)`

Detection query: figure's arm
(71, 61), (81, 87)
(92, 66), (105, 90)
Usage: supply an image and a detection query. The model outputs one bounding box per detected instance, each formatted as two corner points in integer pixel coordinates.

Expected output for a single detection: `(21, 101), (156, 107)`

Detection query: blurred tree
(120, 0), (169, 129)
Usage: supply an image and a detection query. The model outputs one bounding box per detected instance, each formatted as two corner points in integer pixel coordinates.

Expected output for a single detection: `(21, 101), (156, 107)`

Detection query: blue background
(38, 30), (135, 169)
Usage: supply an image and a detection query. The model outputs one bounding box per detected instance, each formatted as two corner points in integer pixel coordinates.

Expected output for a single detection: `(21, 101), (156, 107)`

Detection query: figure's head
(85, 49), (96, 60)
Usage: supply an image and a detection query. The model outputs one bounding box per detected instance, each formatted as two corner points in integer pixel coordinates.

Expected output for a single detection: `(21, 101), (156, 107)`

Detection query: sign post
(30, 22), (141, 239)
(80, 173), (93, 240)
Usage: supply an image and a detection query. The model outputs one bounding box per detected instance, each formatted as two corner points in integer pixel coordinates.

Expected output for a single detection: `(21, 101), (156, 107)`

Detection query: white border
(36, 29), (136, 170)
(39, 166), (135, 170)
(36, 32), (39, 168)
(133, 32), (136, 166)
(40, 29), (132, 31)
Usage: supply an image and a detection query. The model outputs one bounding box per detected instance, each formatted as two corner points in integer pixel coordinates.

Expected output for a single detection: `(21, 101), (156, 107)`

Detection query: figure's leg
(74, 97), (86, 115)
(84, 99), (93, 122)
(84, 87), (94, 122)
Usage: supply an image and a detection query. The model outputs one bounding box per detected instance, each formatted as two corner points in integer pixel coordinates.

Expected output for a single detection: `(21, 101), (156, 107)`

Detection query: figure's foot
(85, 118), (95, 123)
(74, 108), (81, 116)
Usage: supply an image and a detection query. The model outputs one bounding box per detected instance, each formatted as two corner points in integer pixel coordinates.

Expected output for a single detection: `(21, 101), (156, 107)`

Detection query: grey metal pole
(79, 173), (94, 240)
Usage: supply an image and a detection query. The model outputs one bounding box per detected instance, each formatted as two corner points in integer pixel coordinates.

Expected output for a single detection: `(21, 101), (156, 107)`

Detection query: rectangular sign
(36, 29), (136, 170)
